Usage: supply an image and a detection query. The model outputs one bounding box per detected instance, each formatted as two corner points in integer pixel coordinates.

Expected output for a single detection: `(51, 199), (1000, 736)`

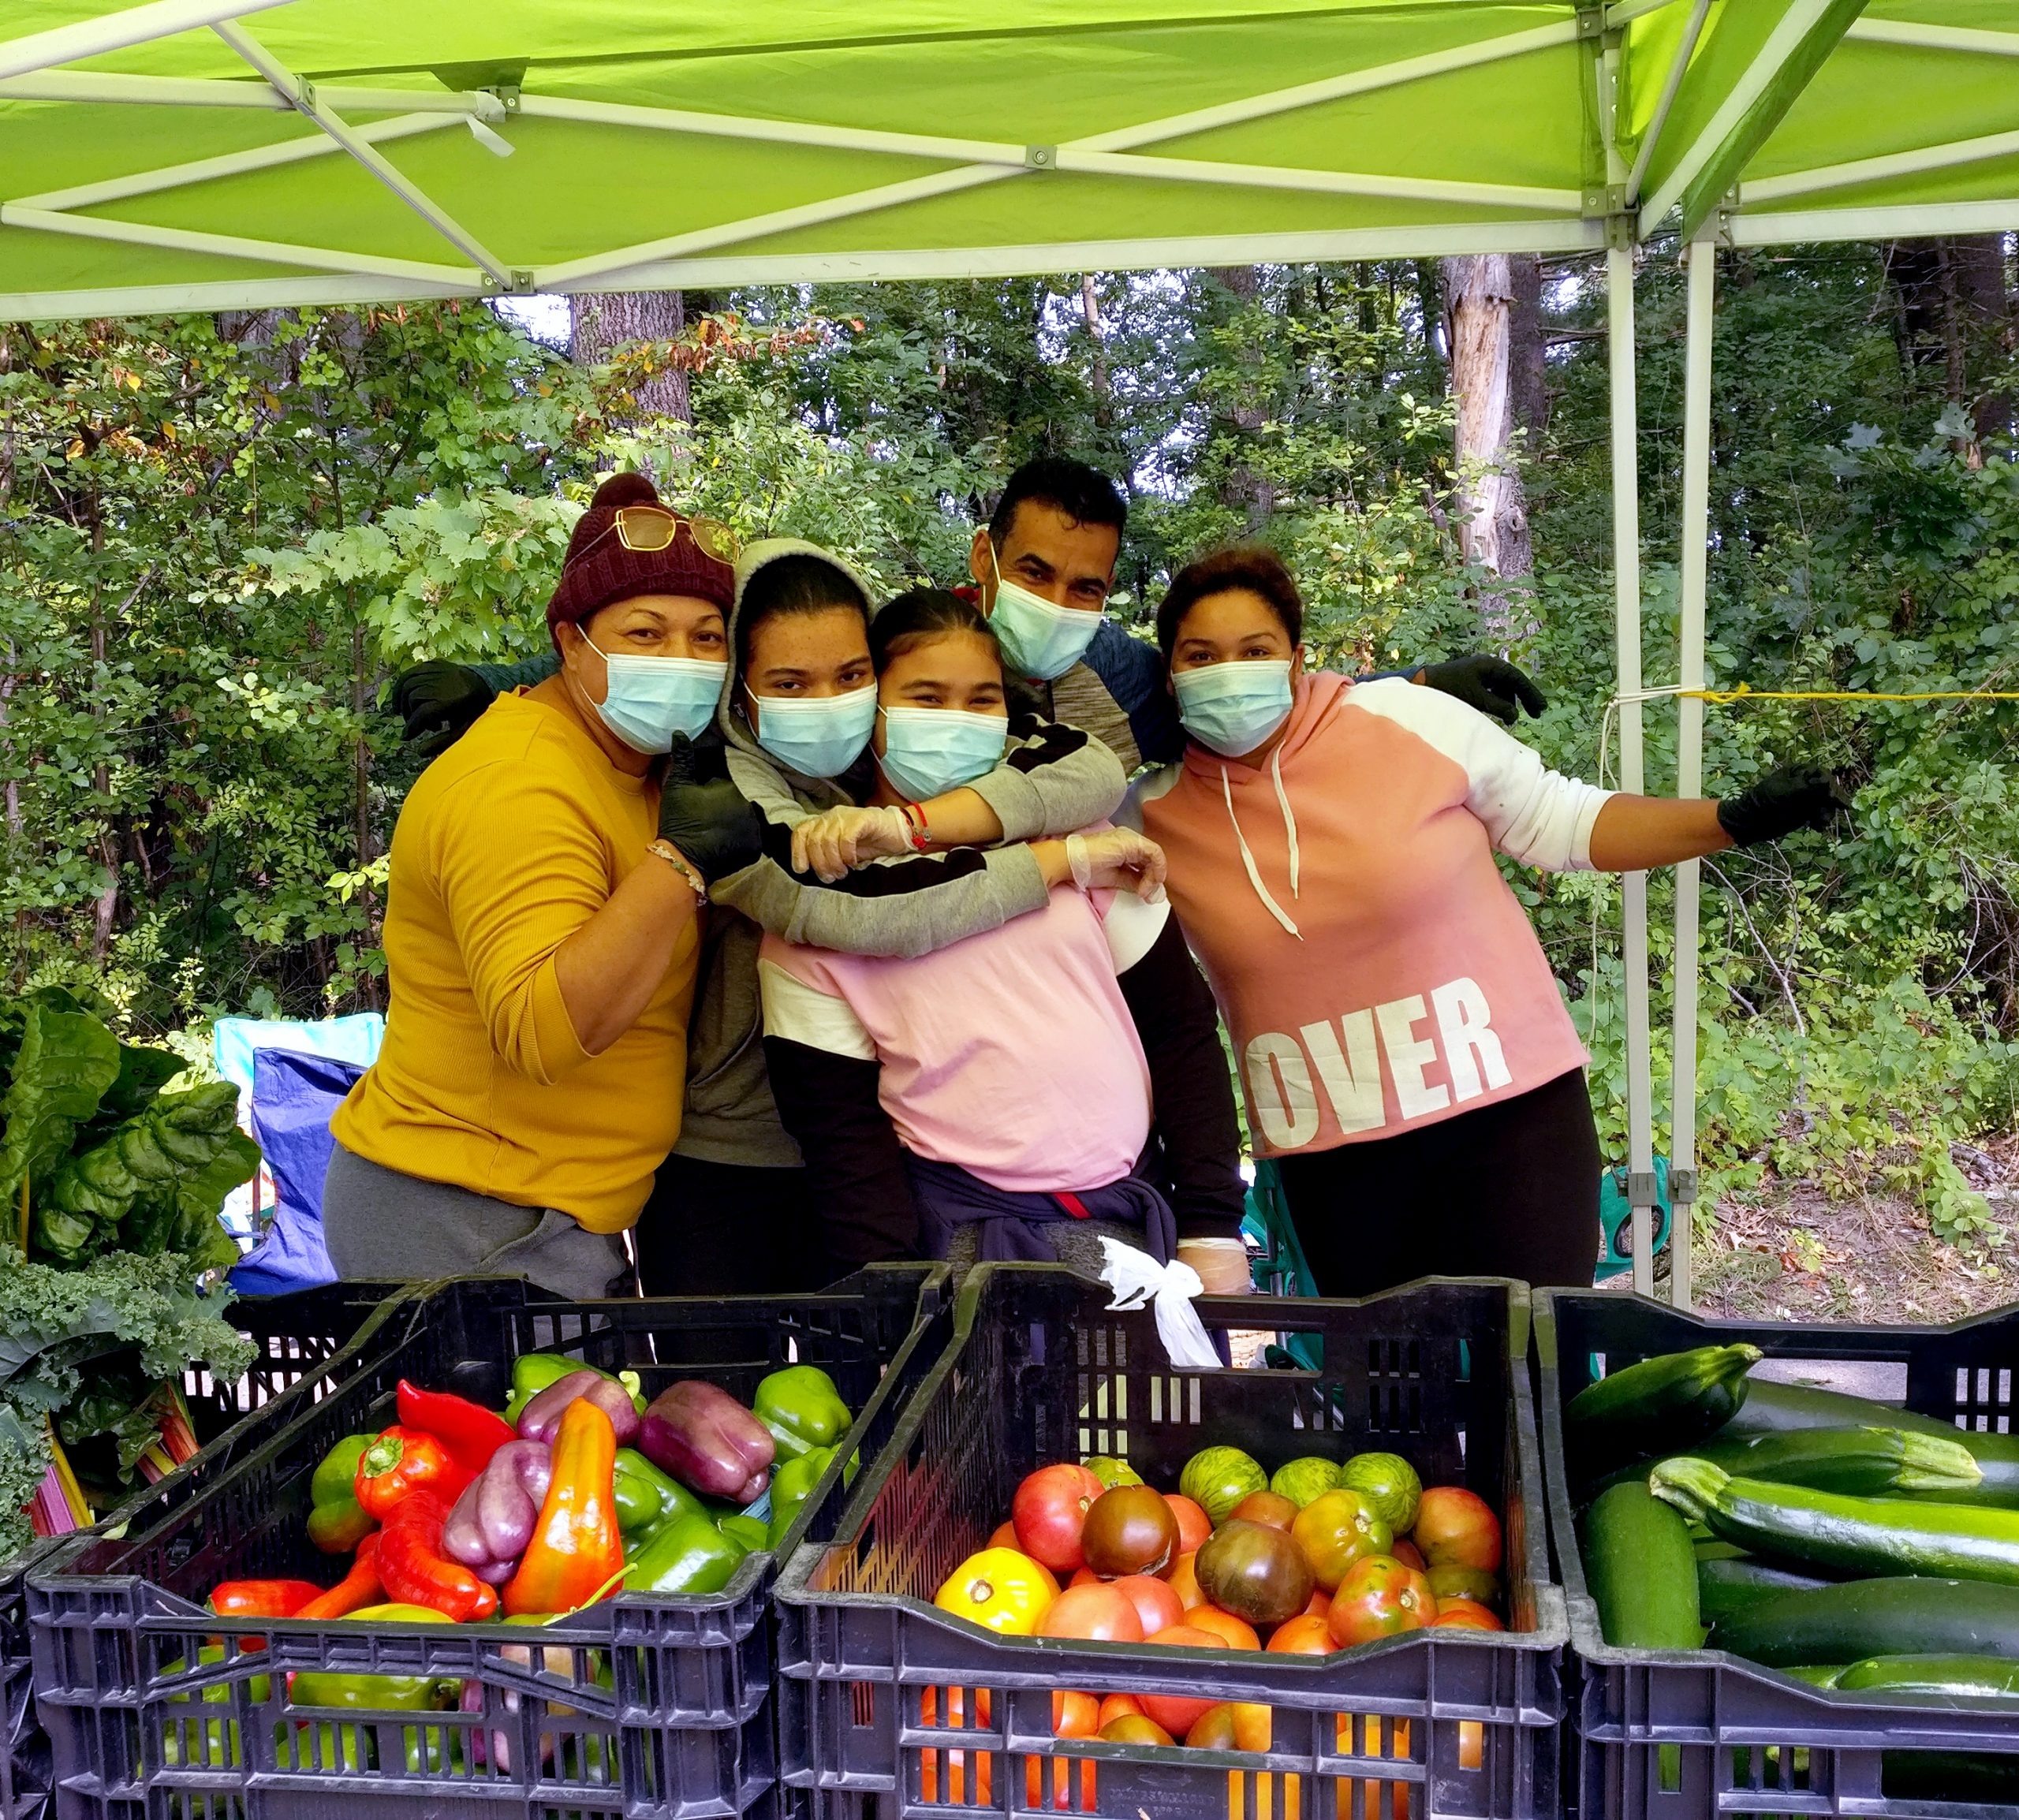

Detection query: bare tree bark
(569, 290), (696, 423)
(1885, 237), (2016, 462)
(1080, 274), (1112, 429)
(1441, 255), (1536, 639)
(1506, 252), (1548, 441)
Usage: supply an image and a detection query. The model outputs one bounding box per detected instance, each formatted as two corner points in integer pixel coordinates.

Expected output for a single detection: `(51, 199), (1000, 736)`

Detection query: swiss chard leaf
(96, 1044), (183, 1126)
(0, 1000), (121, 1217)
(43, 1080), (255, 1270)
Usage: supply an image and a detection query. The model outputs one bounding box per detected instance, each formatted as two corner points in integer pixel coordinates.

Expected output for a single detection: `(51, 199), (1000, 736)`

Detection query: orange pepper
(503, 1397), (623, 1617)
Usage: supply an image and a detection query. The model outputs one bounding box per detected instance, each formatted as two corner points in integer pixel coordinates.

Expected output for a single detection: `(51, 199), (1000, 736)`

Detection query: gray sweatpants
(322, 1142), (629, 1300)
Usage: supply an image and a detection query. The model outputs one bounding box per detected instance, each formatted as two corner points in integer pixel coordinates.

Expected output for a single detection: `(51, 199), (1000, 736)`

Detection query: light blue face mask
(986, 543), (1103, 681)
(1172, 658), (1296, 758)
(875, 705), (1009, 802)
(745, 683), (879, 779)
(581, 636), (726, 754)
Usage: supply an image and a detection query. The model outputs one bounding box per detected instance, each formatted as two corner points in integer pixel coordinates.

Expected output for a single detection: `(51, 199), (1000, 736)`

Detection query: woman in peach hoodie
(1133, 546), (1854, 1296)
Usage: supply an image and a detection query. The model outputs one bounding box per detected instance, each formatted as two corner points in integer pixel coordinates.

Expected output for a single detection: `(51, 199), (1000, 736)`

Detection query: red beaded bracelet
(901, 802), (931, 851)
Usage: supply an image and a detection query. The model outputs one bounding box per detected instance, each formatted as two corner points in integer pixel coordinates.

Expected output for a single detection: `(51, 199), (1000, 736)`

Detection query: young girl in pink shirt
(1133, 546), (1855, 1296)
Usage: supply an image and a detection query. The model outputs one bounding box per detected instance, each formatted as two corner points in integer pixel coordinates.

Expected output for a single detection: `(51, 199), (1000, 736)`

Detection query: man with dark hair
(392, 454), (1543, 769)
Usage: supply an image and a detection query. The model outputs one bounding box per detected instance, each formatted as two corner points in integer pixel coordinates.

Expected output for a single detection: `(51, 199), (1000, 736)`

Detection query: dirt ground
(1677, 1133), (2019, 1325)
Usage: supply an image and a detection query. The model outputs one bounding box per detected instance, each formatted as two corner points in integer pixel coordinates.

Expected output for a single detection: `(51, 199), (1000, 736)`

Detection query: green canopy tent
(4, 1), (2017, 1302)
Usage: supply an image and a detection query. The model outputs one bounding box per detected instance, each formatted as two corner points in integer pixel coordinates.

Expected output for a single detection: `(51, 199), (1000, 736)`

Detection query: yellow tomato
(933, 1547), (1059, 1634)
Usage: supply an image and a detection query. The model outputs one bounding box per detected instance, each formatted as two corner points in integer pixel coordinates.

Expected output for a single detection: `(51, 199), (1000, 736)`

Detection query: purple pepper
(637, 1380), (774, 1504)
(517, 1369), (641, 1448)
(443, 1438), (551, 1579)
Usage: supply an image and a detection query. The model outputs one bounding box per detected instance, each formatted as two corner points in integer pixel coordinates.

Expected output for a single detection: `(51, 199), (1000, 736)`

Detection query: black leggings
(1276, 1068), (1603, 1296)
(633, 1155), (831, 1297)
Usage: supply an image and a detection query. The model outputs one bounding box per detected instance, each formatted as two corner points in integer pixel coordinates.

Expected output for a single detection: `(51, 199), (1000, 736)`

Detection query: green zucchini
(1651, 1458), (2019, 1584)
(1837, 1654), (2019, 1699)
(1719, 1378), (2019, 1497)
(1592, 1426), (1980, 1503)
(1778, 1664), (1846, 1688)
(1697, 1555), (1832, 1626)
(1580, 1481), (1702, 1648)
(1883, 1751), (2019, 1799)
(1566, 1344), (1763, 1472)
(1711, 1576), (2019, 1668)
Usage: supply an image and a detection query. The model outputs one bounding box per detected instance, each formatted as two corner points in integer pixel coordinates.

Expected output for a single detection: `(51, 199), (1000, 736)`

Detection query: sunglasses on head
(581, 505), (739, 564)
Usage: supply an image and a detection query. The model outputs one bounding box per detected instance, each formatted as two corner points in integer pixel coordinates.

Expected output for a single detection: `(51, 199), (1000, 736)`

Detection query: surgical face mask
(986, 543), (1103, 681)
(1173, 659), (1296, 758)
(580, 635), (726, 754)
(745, 683), (878, 778)
(876, 705), (1009, 803)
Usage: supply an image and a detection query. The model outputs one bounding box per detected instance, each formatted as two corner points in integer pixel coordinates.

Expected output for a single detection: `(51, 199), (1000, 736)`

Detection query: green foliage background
(2, 248), (2017, 1249)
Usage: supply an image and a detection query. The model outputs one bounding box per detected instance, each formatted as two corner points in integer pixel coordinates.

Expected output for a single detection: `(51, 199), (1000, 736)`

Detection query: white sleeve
(756, 957), (876, 1060)
(1347, 677), (1612, 871)
(1100, 891), (1171, 973)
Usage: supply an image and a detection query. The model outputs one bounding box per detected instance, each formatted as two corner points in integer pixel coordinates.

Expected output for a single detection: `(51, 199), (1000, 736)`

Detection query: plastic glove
(1099, 1240), (1220, 1368)
(1415, 655), (1547, 725)
(1177, 1236), (1252, 1296)
(388, 660), (494, 756)
(1715, 764), (1857, 847)
(658, 737), (768, 883)
(1065, 828), (1169, 902)
(790, 805), (912, 882)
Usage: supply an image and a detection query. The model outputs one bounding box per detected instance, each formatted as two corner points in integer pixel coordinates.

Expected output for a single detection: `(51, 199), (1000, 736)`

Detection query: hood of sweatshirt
(715, 535), (880, 815)
(1171, 669), (1350, 941)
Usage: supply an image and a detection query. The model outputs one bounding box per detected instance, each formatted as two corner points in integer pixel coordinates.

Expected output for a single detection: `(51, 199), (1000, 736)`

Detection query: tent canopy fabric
(2, 2), (2015, 320)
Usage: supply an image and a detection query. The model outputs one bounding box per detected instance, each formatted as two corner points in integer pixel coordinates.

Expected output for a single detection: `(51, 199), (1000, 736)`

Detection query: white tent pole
(1625, 0), (1711, 208)
(1670, 236), (1717, 1311)
(1844, 18), (2019, 55)
(1608, 239), (1657, 1300)
(1742, 129), (2019, 204)
(0, 0), (293, 83)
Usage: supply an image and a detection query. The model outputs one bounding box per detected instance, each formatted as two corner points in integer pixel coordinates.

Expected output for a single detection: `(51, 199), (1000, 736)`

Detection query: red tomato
(1431, 1599), (1503, 1632)
(1099, 1714), (1174, 1746)
(1038, 1583), (1145, 1643)
(1411, 1487), (1502, 1574)
(1186, 1703), (1272, 1751)
(1014, 1464), (1106, 1574)
(1265, 1613), (1337, 1654)
(1067, 1566), (1100, 1588)
(1181, 1605), (1260, 1651)
(1229, 1490), (1299, 1532)
(1390, 1537), (1427, 1571)
(1096, 1693), (1145, 1730)
(1140, 1625), (1226, 1736)
(1110, 1574), (1184, 1638)
(1163, 1494), (1213, 1556)
(1300, 1589), (1331, 1620)
(919, 1685), (993, 1807)
(988, 1520), (1020, 1550)
(1327, 1556), (1437, 1648)
(1164, 1550), (1204, 1609)
(1052, 1690), (1100, 1737)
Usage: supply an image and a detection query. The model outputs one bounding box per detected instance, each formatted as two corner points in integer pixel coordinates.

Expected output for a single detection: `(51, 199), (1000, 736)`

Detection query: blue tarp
(226, 1047), (362, 1296)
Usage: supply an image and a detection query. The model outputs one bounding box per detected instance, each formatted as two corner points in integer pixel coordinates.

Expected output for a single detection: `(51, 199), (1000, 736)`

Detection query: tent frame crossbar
(0, 0), (291, 84)
(1743, 127), (2019, 204)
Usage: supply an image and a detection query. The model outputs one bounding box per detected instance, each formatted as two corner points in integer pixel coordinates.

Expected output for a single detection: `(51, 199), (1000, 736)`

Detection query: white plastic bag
(1098, 1238), (1221, 1370)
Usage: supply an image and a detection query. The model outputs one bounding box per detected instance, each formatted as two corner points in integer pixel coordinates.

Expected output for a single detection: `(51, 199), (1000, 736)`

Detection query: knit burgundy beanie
(547, 472), (735, 644)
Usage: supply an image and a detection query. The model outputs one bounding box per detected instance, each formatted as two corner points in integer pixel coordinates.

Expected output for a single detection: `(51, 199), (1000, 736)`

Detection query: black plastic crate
(777, 1263), (1567, 1819)
(4, 1281), (415, 1820)
(28, 1266), (950, 1820)
(1536, 1288), (2019, 1818)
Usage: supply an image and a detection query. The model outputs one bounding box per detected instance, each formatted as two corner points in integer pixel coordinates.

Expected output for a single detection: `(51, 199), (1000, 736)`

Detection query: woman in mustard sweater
(324, 475), (720, 1295)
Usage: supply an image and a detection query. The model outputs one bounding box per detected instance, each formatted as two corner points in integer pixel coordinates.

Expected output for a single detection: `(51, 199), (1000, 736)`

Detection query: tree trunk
(569, 291), (696, 423)
(1207, 266), (1276, 528)
(1884, 237), (2015, 461)
(1506, 253), (1548, 440)
(1080, 274), (1112, 429)
(1441, 255), (1536, 639)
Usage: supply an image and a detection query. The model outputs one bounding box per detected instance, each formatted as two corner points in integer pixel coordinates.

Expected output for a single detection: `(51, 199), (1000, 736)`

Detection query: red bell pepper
(207, 1579), (323, 1621)
(396, 1379), (516, 1475)
(293, 1535), (385, 1622)
(355, 1425), (473, 1520)
(503, 1398), (623, 1617)
(375, 1491), (498, 1623)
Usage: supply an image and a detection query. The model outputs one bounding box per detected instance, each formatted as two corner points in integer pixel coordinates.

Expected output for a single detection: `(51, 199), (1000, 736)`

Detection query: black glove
(658, 736), (769, 884)
(1416, 655), (1547, 725)
(387, 660), (494, 756)
(1716, 764), (1857, 847)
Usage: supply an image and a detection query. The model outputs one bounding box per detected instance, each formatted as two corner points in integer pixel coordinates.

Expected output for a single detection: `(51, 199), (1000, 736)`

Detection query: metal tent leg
(1607, 243), (1658, 1297)
(1670, 237), (1717, 1310)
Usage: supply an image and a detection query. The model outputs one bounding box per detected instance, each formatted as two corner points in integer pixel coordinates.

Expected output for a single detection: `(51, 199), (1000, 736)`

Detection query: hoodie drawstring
(1220, 763), (1302, 940)
(1271, 746), (1301, 901)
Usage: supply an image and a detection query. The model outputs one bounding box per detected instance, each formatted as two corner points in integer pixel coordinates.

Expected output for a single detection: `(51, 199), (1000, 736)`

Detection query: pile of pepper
(209, 1354), (857, 1632)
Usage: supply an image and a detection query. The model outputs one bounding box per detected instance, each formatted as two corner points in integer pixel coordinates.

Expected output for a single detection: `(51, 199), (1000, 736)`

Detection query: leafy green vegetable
(0, 999), (121, 1218)
(40, 1082), (253, 1272)
(95, 1043), (184, 1128)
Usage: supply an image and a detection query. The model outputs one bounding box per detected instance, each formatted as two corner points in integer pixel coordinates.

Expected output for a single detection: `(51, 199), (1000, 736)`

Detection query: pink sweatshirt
(1133, 672), (1611, 1158)
(756, 884), (1164, 1192)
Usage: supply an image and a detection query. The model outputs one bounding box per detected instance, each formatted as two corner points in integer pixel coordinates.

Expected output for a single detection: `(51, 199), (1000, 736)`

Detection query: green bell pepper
(612, 1447), (707, 1538)
(625, 1512), (748, 1595)
(752, 1364), (851, 1463)
(764, 1446), (834, 1552)
(306, 1434), (375, 1553)
(716, 1512), (768, 1553)
(506, 1355), (646, 1423)
(288, 1605), (464, 1712)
